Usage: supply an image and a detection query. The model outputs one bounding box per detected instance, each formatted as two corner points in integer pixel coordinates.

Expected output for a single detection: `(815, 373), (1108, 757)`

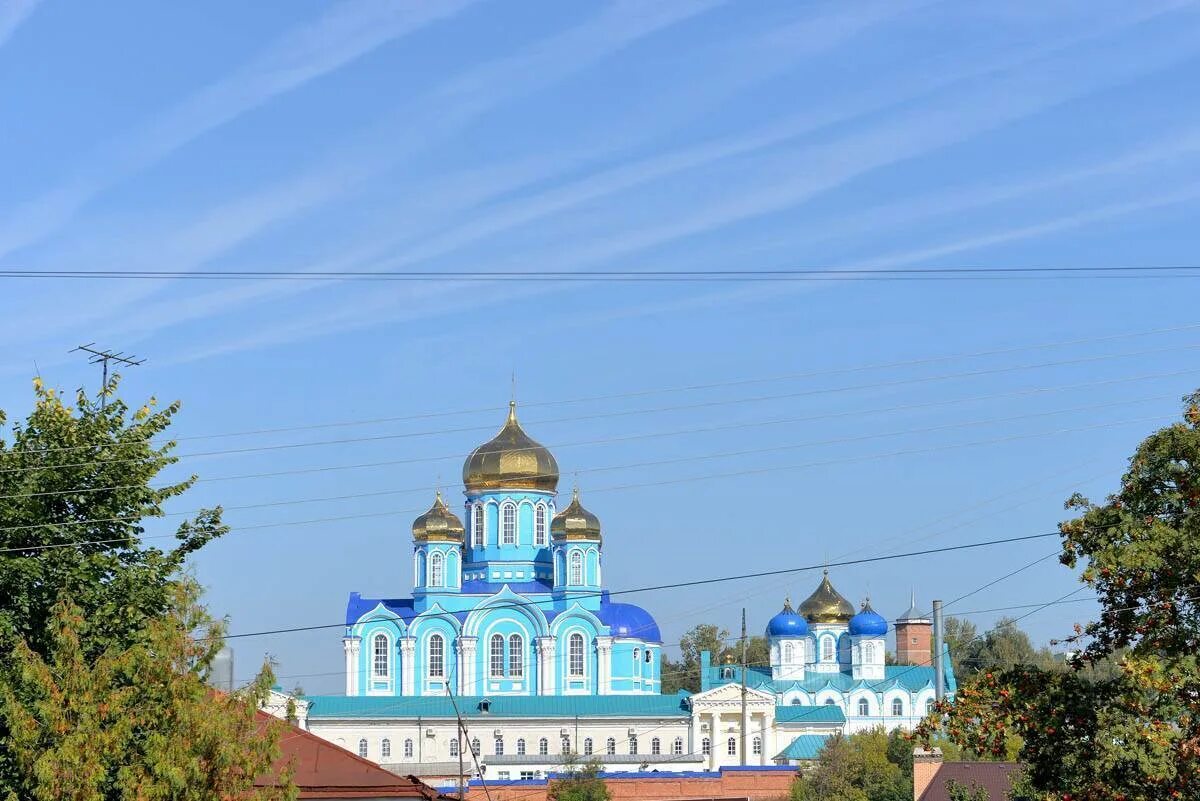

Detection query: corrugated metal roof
(775, 735), (829, 761)
(306, 693), (691, 719)
(773, 704), (846, 724)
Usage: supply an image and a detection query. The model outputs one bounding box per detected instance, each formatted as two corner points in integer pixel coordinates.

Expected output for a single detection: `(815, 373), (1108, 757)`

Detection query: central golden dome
(462, 401), (559, 493)
(799, 570), (856, 624)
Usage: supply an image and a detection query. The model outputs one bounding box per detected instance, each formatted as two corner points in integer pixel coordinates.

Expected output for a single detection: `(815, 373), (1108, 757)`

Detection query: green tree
(790, 730), (909, 801)
(0, 377), (227, 660)
(919, 391), (1200, 800)
(944, 779), (990, 801)
(661, 623), (770, 694)
(0, 582), (294, 801)
(548, 753), (610, 801)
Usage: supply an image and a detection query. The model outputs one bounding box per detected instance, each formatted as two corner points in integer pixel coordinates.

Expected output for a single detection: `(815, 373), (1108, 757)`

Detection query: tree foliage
(548, 753), (610, 801)
(661, 623), (769, 694)
(943, 616), (1061, 680)
(789, 729), (910, 801)
(0, 583), (294, 801)
(0, 377), (227, 660)
(919, 392), (1200, 800)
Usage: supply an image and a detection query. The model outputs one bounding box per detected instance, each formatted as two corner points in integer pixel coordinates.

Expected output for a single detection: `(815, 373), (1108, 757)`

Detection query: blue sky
(2, 0), (1200, 691)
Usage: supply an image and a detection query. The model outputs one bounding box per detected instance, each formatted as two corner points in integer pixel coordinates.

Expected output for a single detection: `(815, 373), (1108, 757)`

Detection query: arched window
(358, 738), (368, 758)
(429, 551), (444, 587)
(821, 636), (835, 661)
(404, 738), (413, 758)
(568, 633), (585, 676)
(428, 634), (445, 677)
(535, 504), (547, 546)
(516, 738), (526, 755)
(672, 737), (683, 755)
(473, 503), (485, 547)
(782, 642), (793, 663)
(824, 698), (836, 705)
(632, 647), (640, 675)
(925, 698), (935, 715)
(864, 642), (875, 663)
(857, 698), (870, 716)
(450, 739), (459, 757)
(508, 634), (524, 677)
(721, 667), (734, 680)
(629, 735), (638, 755)
(892, 698), (904, 716)
(584, 737), (594, 755)
(727, 737), (737, 756)
(752, 736), (762, 755)
(373, 633), (389, 677)
(561, 736), (571, 754)
(494, 737), (504, 756)
(651, 737), (661, 755)
(381, 738), (391, 758)
(568, 549), (583, 585)
(501, 503), (517, 545)
(471, 738), (480, 756)
(606, 737), (616, 755)
(701, 737), (711, 756)
(538, 738), (549, 756)
(790, 698), (802, 705)
(490, 634), (505, 677)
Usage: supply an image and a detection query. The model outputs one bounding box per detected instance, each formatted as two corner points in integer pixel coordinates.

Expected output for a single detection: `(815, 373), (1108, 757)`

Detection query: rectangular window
(501, 504), (516, 544)
(450, 739), (459, 757)
(498, 771), (510, 781)
(520, 772), (536, 781)
(727, 738), (737, 756)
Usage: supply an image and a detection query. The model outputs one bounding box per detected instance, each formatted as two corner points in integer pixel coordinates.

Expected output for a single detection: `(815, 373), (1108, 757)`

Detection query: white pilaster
(537, 637), (556, 695)
(400, 637), (416, 696)
(458, 636), (477, 696)
(343, 637), (360, 695)
(595, 636), (613, 695)
(689, 708), (700, 757)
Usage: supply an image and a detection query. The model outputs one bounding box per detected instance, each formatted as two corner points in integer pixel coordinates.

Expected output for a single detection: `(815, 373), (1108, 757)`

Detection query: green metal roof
(737, 664), (948, 696)
(773, 704), (846, 724)
(776, 735), (829, 761)
(305, 693), (691, 719)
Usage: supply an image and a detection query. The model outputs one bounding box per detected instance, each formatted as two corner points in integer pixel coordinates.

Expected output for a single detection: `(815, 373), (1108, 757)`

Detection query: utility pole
(739, 607), (748, 766)
(71, 343), (145, 409)
(933, 599), (945, 703)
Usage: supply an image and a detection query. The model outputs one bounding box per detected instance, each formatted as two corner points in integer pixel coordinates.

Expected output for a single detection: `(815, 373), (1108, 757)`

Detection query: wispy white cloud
(0, 0), (476, 261)
(0, 0), (40, 49)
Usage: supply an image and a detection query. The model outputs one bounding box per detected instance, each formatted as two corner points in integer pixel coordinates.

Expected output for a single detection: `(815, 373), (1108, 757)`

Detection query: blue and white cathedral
(342, 402), (662, 697)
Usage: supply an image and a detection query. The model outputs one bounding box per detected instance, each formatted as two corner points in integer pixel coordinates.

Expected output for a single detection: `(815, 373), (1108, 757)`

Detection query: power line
(5, 265), (1200, 282)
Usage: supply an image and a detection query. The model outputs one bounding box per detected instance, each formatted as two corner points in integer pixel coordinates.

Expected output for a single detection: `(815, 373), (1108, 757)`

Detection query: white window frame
(606, 738), (616, 755)
(429, 550), (444, 588)
(782, 642), (793, 663)
(372, 632), (390, 678)
(535, 504), (547, 546)
(516, 738), (526, 755)
(494, 737), (504, 756)
(752, 736), (762, 755)
(892, 697), (904, 716)
(857, 698), (870, 716)
(629, 735), (638, 755)
(821, 635), (835, 661)
(727, 737), (737, 756)
(568, 549), (583, 585)
(538, 738), (549, 756)
(584, 738), (594, 755)
(501, 502), (517, 545)
(472, 504), (485, 548)
(864, 642), (875, 663)
(358, 738), (368, 758)
(404, 738), (413, 758)
(672, 737), (683, 755)
(651, 737), (661, 755)
(568, 632), (585, 677)
(381, 738), (391, 758)
(490, 634), (505, 678)
(428, 634), (445, 678)
(508, 633), (524, 677)
(701, 737), (711, 756)
(450, 738), (459, 757)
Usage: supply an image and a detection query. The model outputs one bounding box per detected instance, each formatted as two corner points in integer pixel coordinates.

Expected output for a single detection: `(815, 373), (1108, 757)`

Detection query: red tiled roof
(918, 762), (1024, 801)
(254, 712), (443, 799)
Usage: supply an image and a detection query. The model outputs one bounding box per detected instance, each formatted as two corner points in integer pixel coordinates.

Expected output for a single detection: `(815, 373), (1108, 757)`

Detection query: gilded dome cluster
(798, 570), (856, 624)
(551, 487), (602, 542)
(412, 491), (464, 542)
(462, 402), (559, 493)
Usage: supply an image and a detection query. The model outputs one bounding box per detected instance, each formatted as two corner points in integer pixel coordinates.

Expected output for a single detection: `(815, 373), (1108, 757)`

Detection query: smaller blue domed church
(342, 403), (663, 697)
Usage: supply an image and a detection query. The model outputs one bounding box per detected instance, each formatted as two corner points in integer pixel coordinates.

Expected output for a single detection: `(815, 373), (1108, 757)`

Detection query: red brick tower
(894, 591), (932, 666)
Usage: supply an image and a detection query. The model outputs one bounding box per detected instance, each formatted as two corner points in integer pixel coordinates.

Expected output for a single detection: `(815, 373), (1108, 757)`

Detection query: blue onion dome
(551, 487), (602, 542)
(463, 401), (559, 493)
(766, 598), (809, 637)
(412, 491), (465, 542)
(799, 570), (856, 624)
(848, 599), (889, 637)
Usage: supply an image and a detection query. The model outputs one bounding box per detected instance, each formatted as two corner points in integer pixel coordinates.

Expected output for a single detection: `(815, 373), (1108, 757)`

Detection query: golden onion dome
(412, 491), (465, 542)
(463, 401), (559, 493)
(798, 570), (856, 624)
(551, 487), (602, 542)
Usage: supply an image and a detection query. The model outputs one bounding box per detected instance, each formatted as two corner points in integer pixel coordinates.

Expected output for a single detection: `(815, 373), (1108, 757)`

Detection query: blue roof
(708, 663), (951, 696)
(305, 692), (691, 719)
(774, 704), (847, 724)
(775, 734), (830, 760)
(596, 601), (661, 641)
(848, 605), (888, 637)
(766, 604), (808, 637)
(345, 593), (417, 626)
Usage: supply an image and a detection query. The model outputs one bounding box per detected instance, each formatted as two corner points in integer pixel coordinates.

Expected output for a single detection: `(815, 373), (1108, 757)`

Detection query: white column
(707, 713), (717, 770)
(537, 637), (556, 695)
(400, 637), (416, 696)
(458, 637), (477, 696)
(689, 707), (700, 756)
(758, 713), (768, 765)
(595, 636), (613, 695)
(343, 637), (360, 695)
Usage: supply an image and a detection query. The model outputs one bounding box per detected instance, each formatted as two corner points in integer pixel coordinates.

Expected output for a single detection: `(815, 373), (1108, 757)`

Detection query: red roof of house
(918, 762), (1024, 801)
(255, 713), (444, 799)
